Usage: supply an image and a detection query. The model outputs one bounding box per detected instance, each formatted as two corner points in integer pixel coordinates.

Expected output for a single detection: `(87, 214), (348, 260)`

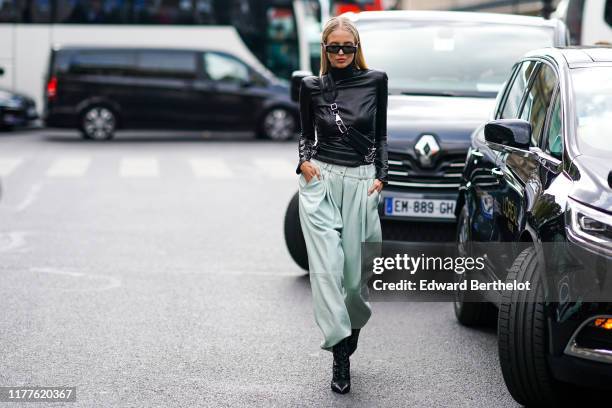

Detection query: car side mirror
(291, 70), (313, 102)
(0, 67), (4, 76)
(484, 119), (531, 150)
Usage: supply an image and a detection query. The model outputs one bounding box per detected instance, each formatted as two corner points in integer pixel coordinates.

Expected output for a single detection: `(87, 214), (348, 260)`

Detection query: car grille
(387, 151), (465, 189)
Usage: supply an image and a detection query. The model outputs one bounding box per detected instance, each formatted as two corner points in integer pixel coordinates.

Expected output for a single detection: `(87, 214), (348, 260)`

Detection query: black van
(44, 47), (298, 140)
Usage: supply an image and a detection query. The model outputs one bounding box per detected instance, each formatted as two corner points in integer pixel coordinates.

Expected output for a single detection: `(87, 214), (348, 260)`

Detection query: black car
(455, 47), (612, 406)
(284, 10), (568, 270)
(0, 88), (38, 130)
(44, 47), (298, 140)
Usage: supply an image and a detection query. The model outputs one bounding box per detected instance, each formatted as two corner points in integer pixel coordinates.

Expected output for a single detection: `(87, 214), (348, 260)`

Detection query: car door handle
(491, 168), (504, 177)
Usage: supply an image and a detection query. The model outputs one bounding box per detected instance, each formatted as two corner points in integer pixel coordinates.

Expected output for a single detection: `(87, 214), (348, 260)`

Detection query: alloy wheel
(262, 108), (295, 141)
(82, 107), (116, 140)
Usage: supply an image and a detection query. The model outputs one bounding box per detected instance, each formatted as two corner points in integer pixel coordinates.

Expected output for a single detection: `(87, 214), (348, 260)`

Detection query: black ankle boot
(347, 328), (360, 356)
(331, 337), (350, 394)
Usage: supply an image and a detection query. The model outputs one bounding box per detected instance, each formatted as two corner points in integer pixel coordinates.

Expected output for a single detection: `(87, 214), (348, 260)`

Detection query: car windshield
(571, 66), (612, 154)
(357, 21), (556, 97)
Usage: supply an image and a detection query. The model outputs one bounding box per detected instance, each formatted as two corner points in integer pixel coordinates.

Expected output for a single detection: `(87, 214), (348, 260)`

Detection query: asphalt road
(0, 129), (519, 407)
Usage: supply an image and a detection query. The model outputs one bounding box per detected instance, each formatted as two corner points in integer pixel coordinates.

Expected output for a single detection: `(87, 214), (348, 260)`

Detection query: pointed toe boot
(331, 337), (351, 394)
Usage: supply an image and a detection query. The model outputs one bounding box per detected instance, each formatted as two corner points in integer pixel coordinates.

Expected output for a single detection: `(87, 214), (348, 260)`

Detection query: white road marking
(119, 157), (159, 177)
(0, 158), (23, 177)
(0, 231), (28, 252)
(14, 183), (42, 212)
(0, 156), (302, 180)
(189, 158), (233, 178)
(46, 157), (91, 177)
(29, 267), (122, 291)
(253, 158), (295, 179)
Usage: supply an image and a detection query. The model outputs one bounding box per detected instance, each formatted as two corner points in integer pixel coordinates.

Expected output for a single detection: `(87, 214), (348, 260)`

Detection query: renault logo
(414, 134), (440, 167)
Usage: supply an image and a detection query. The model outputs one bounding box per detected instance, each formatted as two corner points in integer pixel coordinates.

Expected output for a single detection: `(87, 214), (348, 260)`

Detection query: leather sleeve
(374, 71), (389, 185)
(296, 77), (317, 174)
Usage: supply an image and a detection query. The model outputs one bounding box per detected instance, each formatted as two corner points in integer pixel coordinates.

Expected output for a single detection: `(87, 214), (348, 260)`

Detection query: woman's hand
(300, 161), (321, 183)
(368, 179), (384, 196)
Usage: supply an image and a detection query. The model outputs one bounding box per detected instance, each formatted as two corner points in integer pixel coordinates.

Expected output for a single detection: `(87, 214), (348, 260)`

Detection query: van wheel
(498, 246), (574, 406)
(284, 191), (309, 271)
(259, 108), (296, 141)
(454, 203), (496, 326)
(80, 106), (116, 140)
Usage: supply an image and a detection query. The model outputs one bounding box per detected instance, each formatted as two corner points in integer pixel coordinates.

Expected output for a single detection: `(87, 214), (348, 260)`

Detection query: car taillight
(47, 76), (57, 99)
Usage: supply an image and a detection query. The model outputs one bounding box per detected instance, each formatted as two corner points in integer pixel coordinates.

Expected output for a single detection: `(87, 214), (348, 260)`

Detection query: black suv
(44, 47), (297, 140)
(285, 10), (568, 270)
(455, 47), (612, 406)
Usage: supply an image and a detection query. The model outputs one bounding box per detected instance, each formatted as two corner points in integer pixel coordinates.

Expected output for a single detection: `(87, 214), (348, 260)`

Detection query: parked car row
(283, 9), (611, 407)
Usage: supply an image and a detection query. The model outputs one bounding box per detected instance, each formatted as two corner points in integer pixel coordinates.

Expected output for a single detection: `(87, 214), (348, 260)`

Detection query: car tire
(258, 107), (296, 141)
(79, 105), (117, 141)
(453, 203), (496, 326)
(284, 191), (309, 271)
(498, 246), (575, 407)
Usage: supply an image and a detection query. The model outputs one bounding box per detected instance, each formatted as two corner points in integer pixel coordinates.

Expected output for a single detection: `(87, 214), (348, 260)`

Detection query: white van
(554, 0), (612, 44)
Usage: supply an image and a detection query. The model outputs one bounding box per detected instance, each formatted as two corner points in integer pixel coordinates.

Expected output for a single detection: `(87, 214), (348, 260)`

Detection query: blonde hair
(319, 16), (368, 75)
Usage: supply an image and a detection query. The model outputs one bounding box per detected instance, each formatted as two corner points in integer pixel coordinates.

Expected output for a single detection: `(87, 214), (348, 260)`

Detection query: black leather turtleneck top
(295, 63), (389, 185)
(330, 63), (357, 81)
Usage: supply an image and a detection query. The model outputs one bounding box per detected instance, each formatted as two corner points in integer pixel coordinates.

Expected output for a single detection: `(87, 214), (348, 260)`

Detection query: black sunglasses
(323, 44), (358, 54)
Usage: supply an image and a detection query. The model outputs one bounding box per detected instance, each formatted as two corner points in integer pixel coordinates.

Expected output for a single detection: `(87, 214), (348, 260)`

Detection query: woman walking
(295, 16), (388, 394)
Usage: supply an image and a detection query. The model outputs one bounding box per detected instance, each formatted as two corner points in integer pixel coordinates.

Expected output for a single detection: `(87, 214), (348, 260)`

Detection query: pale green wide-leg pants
(298, 157), (382, 351)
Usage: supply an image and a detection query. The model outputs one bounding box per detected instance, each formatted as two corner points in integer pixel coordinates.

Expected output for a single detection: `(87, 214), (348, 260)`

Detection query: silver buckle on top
(329, 103), (347, 134)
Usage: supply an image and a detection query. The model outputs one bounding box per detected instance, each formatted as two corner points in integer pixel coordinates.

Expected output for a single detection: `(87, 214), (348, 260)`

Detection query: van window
(69, 51), (137, 76)
(500, 61), (539, 119)
(137, 51), (197, 79)
(606, 0), (612, 28)
(203, 53), (250, 83)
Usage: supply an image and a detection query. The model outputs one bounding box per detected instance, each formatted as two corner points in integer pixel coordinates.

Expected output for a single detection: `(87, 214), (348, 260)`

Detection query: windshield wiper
(396, 90), (496, 98)
(399, 90), (461, 97)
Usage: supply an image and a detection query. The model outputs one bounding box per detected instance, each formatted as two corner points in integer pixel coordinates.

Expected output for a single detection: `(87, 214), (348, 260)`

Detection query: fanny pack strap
(320, 73), (348, 134)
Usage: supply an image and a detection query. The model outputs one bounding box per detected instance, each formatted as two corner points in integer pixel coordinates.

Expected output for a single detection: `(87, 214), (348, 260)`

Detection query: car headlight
(567, 198), (612, 250)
